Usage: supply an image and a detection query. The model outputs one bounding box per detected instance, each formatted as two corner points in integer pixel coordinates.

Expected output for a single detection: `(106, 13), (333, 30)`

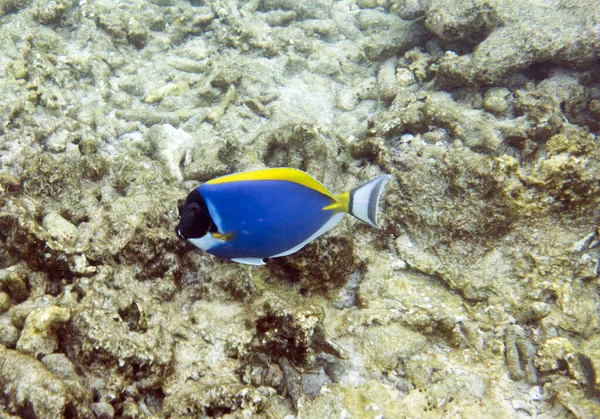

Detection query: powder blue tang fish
(176, 168), (392, 265)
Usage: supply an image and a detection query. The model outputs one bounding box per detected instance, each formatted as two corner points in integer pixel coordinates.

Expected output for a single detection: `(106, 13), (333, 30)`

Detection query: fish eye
(186, 202), (203, 216)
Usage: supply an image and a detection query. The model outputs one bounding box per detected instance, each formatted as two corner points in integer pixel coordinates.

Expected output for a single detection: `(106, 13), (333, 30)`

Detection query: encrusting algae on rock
(1, 0), (600, 417)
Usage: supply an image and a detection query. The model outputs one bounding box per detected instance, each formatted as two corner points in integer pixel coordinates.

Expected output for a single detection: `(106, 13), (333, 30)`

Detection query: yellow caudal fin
(322, 191), (350, 213)
(347, 175), (393, 228)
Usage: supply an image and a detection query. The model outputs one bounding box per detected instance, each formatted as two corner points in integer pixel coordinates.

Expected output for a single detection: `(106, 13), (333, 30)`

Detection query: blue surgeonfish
(176, 168), (392, 266)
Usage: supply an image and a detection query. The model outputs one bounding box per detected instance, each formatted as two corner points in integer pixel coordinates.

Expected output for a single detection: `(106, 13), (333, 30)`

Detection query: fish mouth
(175, 227), (186, 240)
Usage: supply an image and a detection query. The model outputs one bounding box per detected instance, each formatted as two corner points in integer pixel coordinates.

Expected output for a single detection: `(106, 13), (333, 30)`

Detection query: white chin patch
(188, 233), (221, 251)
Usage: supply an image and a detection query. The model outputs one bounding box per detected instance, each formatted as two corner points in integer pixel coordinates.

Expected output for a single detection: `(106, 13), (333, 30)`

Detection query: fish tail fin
(346, 174), (393, 228)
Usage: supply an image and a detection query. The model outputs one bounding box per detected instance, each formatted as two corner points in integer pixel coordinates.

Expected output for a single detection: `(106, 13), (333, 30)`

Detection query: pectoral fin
(212, 232), (235, 241)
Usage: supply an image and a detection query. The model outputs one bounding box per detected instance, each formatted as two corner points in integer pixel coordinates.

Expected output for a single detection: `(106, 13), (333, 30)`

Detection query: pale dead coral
(16, 306), (71, 358)
(0, 345), (93, 417)
(435, 1), (600, 86)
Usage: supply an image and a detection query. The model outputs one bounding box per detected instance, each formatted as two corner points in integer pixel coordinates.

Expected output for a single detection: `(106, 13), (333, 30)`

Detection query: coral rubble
(0, 0), (599, 417)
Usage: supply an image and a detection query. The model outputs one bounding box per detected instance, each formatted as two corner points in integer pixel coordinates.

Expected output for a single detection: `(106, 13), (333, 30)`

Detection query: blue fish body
(200, 180), (334, 259)
(176, 168), (391, 265)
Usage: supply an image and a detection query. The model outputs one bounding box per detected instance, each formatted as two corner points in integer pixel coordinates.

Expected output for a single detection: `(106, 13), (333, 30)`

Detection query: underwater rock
(0, 345), (93, 417)
(423, 91), (504, 152)
(259, 0), (333, 19)
(279, 356), (302, 407)
(1, 200), (77, 298)
(0, 291), (9, 313)
(264, 10), (297, 27)
(395, 67), (417, 86)
(361, 0), (392, 8)
(263, 363), (285, 392)
(146, 124), (195, 182)
(115, 109), (181, 127)
(42, 211), (79, 248)
(91, 5), (151, 48)
(516, 339), (538, 384)
(0, 319), (20, 348)
(143, 82), (189, 104)
(392, 0), (426, 20)
(33, 0), (72, 25)
(206, 85), (238, 123)
(505, 326), (537, 384)
(302, 368), (332, 398)
(238, 296), (353, 408)
(483, 87), (512, 117)
(0, 0), (28, 16)
(44, 129), (69, 153)
(389, 142), (522, 246)
(336, 87), (358, 111)
(67, 274), (174, 374)
(373, 89), (506, 154)
(531, 147), (600, 210)
(512, 87), (565, 144)
(125, 17), (150, 49)
(245, 299), (324, 366)
(580, 337), (600, 398)
(545, 124), (596, 158)
(536, 71), (589, 127)
(21, 152), (82, 200)
(424, 0), (499, 43)
(118, 224), (186, 283)
(0, 264), (29, 303)
(181, 256), (257, 303)
(505, 326), (524, 381)
(91, 401), (115, 419)
(377, 58), (399, 104)
(360, 323), (427, 373)
(162, 383), (266, 417)
(534, 337), (590, 386)
(360, 11), (430, 61)
(183, 137), (242, 182)
(0, 171), (21, 207)
(0, 0), (598, 416)
(41, 353), (79, 380)
(436, 0), (600, 86)
(298, 380), (404, 417)
(541, 370), (600, 416)
(16, 306), (71, 358)
(259, 124), (331, 176)
(64, 268), (176, 408)
(267, 228), (355, 293)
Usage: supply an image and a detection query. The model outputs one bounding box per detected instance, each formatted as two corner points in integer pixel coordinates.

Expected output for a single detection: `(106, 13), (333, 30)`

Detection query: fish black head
(176, 189), (215, 239)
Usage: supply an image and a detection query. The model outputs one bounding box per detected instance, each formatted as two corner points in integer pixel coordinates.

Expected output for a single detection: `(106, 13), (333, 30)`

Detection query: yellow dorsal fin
(206, 168), (333, 198)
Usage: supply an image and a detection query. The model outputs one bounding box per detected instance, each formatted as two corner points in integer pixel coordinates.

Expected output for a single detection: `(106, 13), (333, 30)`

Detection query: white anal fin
(231, 257), (266, 266)
(349, 174), (393, 228)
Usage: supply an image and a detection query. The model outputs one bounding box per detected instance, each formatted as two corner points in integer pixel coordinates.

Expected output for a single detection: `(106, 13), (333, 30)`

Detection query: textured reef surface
(1, 0), (599, 417)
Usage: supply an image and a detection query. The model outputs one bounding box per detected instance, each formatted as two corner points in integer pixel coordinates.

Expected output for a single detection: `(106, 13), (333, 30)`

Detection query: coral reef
(429, 0), (600, 86)
(0, 345), (93, 418)
(1, 0), (599, 417)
